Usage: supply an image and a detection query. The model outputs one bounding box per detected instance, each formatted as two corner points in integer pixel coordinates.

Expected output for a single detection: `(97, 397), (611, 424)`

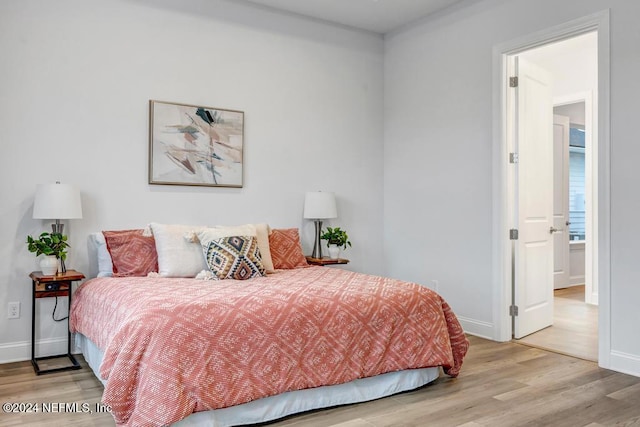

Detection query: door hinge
(510, 305), (519, 316)
(509, 229), (519, 240)
(509, 76), (518, 87)
(509, 152), (519, 164)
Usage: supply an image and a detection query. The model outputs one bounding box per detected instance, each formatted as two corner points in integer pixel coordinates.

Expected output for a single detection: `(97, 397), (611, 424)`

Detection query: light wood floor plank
(518, 285), (598, 361)
(1, 336), (639, 426)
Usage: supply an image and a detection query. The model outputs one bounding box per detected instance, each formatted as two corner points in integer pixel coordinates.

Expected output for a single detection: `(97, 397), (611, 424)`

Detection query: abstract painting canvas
(149, 100), (244, 187)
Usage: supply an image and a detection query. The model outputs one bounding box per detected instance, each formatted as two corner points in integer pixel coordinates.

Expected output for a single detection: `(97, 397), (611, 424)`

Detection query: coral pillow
(268, 228), (309, 269)
(103, 229), (158, 277)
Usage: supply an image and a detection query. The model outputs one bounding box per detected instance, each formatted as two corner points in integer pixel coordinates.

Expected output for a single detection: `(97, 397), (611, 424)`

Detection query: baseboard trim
(0, 338), (69, 364)
(570, 275), (586, 286)
(609, 350), (640, 378)
(457, 316), (494, 340)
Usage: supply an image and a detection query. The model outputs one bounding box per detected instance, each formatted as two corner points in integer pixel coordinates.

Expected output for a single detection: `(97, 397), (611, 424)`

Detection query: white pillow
(150, 223), (208, 277)
(89, 232), (113, 277)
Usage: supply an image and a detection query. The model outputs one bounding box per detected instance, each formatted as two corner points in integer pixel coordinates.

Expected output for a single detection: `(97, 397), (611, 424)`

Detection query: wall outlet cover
(8, 302), (20, 319)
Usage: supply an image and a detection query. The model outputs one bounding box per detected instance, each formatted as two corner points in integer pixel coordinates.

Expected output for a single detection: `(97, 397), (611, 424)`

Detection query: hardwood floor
(2, 335), (640, 426)
(517, 285), (598, 361)
(0, 357), (111, 426)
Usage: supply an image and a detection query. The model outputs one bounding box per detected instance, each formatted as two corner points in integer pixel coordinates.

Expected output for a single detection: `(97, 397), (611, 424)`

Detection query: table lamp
(303, 191), (337, 259)
(33, 182), (83, 273)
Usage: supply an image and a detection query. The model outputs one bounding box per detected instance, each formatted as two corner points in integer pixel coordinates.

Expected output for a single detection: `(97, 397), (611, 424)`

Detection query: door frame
(491, 10), (611, 368)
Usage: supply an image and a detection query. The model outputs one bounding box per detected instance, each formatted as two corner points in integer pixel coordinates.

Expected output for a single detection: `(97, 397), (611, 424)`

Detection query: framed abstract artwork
(149, 100), (244, 187)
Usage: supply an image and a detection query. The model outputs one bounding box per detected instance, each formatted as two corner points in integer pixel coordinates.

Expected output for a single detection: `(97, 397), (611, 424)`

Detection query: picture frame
(149, 100), (244, 187)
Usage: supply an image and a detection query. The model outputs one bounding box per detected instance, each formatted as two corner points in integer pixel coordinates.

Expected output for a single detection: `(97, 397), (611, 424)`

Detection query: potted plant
(26, 232), (70, 275)
(320, 227), (352, 259)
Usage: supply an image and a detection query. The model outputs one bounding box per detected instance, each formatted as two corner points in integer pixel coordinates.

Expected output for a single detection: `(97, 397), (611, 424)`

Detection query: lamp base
(311, 220), (324, 259)
(51, 221), (64, 235)
(51, 220), (67, 274)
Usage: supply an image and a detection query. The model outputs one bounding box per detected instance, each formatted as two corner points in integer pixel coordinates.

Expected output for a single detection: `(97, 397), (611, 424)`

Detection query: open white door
(513, 57), (555, 339)
(553, 114), (571, 289)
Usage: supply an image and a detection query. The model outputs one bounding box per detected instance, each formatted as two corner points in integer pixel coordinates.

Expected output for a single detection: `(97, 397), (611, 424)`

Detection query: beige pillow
(150, 223), (208, 277)
(197, 224), (257, 243)
(252, 223), (274, 273)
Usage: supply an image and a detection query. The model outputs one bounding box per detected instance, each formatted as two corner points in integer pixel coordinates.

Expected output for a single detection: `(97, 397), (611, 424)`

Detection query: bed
(70, 225), (469, 427)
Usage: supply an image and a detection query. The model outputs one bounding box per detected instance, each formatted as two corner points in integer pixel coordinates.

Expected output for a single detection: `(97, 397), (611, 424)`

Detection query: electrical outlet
(8, 302), (20, 319)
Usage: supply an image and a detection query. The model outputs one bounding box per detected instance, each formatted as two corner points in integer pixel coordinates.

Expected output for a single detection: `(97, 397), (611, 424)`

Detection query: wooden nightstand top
(306, 256), (349, 266)
(30, 270), (85, 282)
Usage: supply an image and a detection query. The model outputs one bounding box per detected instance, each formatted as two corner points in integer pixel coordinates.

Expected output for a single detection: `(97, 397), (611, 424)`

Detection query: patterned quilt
(70, 267), (469, 427)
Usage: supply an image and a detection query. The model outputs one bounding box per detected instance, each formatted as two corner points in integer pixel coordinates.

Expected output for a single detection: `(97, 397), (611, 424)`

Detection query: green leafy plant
(320, 227), (352, 250)
(26, 232), (70, 260)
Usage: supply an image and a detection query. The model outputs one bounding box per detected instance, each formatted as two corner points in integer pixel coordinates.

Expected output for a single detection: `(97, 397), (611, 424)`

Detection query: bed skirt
(75, 334), (440, 426)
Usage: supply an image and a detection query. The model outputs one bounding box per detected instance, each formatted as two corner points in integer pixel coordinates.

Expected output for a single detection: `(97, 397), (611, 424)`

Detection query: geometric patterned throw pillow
(268, 228), (309, 270)
(102, 229), (158, 277)
(202, 235), (265, 280)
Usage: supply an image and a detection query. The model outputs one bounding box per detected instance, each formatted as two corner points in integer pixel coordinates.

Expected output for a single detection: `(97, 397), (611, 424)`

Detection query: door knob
(549, 227), (559, 234)
(565, 221), (572, 226)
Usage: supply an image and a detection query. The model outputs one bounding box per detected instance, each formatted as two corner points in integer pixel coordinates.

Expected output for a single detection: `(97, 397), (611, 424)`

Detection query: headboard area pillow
(89, 232), (114, 277)
(251, 223), (274, 273)
(199, 235), (265, 280)
(88, 222), (277, 278)
(193, 224), (274, 273)
(150, 223), (208, 277)
(268, 228), (309, 269)
(103, 229), (158, 277)
(197, 224), (257, 243)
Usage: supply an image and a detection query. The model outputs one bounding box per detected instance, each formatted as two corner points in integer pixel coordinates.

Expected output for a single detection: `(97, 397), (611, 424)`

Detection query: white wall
(0, 0), (384, 362)
(384, 0), (640, 376)
(383, 1), (497, 335)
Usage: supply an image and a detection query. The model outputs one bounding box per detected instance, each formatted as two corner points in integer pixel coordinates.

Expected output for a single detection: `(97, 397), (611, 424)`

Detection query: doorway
(492, 10), (611, 368)
(511, 33), (598, 361)
(518, 93), (597, 360)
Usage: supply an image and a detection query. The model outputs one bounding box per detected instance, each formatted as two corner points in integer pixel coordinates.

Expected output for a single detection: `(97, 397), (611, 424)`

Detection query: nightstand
(29, 270), (85, 375)
(306, 256), (349, 266)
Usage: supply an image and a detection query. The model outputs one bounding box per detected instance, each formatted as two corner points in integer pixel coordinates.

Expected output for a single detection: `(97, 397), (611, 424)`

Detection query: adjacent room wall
(0, 0), (384, 362)
(384, 0), (640, 376)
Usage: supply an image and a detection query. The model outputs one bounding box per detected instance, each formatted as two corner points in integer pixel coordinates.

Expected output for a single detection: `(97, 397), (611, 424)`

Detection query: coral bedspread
(70, 266), (469, 427)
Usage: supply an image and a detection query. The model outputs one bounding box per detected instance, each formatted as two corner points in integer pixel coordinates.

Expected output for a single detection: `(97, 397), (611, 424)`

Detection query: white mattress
(76, 334), (439, 426)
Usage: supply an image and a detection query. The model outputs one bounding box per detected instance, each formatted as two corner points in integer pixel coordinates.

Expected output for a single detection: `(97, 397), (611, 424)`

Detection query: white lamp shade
(303, 191), (337, 219)
(33, 183), (83, 219)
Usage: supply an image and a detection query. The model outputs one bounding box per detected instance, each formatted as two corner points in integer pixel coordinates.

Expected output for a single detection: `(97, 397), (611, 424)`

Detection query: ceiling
(243, 0), (464, 34)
